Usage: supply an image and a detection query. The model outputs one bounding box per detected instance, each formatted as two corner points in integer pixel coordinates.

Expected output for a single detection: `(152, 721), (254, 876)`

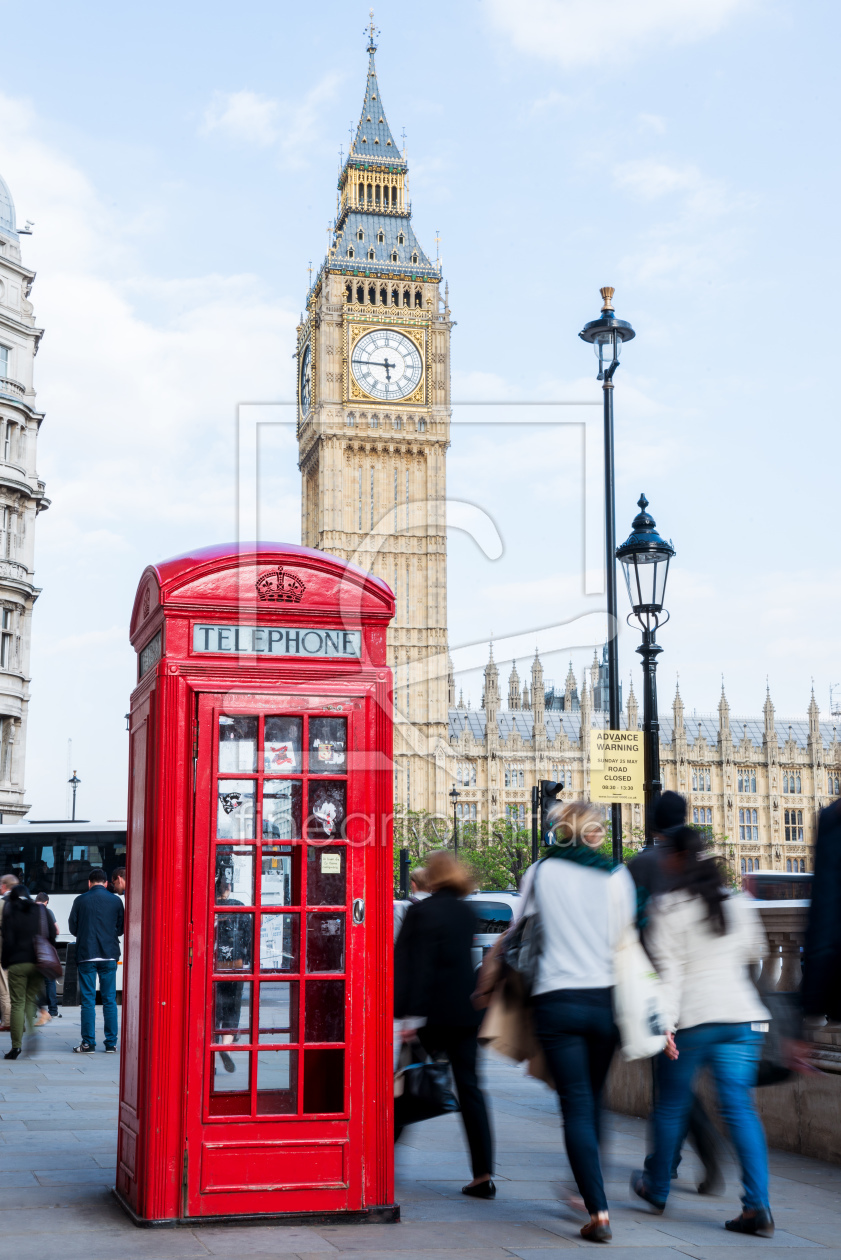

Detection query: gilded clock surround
(346, 322), (426, 405)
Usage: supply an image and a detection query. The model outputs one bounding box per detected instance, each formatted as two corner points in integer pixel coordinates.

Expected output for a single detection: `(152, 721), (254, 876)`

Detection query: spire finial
(600, 286), (615, 313)
(367, 8), (378, 50)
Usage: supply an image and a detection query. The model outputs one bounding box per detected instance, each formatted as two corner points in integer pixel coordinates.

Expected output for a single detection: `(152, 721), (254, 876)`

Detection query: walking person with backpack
(2, 882), (56, 1059)
(68, 867), (124, 1054)
(513, 802), (636, 1243)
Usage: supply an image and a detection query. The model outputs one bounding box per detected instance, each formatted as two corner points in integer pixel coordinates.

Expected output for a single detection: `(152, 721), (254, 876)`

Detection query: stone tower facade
(296, 29), (451, 816)
(0, 174), (48, 821)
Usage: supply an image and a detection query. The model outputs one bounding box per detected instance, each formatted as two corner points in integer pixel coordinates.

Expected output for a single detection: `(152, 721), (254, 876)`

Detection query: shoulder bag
(34, 905), (63, 981)
(501, 863), (544, 1002)
(612, 923), (668, 1061)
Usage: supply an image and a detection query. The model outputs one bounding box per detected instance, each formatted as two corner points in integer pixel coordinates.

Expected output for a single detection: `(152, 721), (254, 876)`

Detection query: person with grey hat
(628, 793), (725, 1197)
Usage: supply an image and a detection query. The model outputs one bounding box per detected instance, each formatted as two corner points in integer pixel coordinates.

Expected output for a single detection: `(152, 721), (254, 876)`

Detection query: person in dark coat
(394, 849), (494, 1197)
(628, 792), (725, 1196)
(68, 868), (124, 1053)
(802, 799), (841, 1020)
(2, 883), (56, 1058)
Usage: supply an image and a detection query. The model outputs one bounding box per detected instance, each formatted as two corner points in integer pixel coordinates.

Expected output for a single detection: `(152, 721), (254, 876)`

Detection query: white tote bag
(612, 925), (668, 1061)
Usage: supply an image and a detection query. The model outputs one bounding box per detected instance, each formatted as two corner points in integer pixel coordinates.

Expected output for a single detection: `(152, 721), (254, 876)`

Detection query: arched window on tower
(392, 186), (398, 206)
(368, 284), (376, 304)
(403, 288), (410, 306)
(347, 246), (354, 259)
(344, 281), (352, 302)
(366, 183), (373, 204)
(397, 232), (405, 245)
(741, 857), (746, 873)
(411, 252), (419, 264)
(414, 289), (422, 308)
(391, 286), (399, 305)
(356, 284), (364, 304)
(391, 250), (398, 263)
(368, 248), (375, 261)
(357, 228), (364, 241)
(358, 182), (364, 204)
(377, 231), (384, 243)
(379, 285), (387, 305)
(375, 184), (381, 205)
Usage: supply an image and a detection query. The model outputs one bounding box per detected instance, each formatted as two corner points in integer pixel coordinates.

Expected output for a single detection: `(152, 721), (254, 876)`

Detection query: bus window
(0, 832), (127, 893)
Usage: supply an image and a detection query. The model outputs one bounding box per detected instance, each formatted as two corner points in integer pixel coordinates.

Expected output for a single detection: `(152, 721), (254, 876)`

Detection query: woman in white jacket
(631, 825), (773, 1238)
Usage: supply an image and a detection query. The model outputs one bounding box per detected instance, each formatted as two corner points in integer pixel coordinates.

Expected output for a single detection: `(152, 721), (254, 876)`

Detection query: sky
(0, 0), (838, 819)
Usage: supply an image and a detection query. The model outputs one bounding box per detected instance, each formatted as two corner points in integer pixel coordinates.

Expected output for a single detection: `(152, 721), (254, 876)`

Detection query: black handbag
(756, 991), (803, 1087)
(34, 905), (63, 981)
(501, 865), (543, 1001)
(394, 1039), (460, 1128)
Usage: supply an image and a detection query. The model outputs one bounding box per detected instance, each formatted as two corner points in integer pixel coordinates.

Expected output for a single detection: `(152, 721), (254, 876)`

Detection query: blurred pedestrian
(395, 850), (495, 1197)
(514, 802), (635, 1243)
(393, 866), (430, 941)
(802, 799), (841, 1023)
(0, 873), (18, 1033)
(2, 882), (54, 1059)
(34, 893), (59, 1023)
(631, 825), (774, 1237)
(110, 867), (126, 896)
(68, 868), (124, 1054)
(628, 793), (724, 1195)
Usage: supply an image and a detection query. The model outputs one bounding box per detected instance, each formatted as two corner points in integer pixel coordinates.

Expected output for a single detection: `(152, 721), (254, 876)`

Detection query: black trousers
(419, 1024), (494, 1179)
(532, 987), (619, 1216)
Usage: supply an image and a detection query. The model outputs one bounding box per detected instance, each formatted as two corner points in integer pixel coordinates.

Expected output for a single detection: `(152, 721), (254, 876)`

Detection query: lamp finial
(600, 286), (615, 313)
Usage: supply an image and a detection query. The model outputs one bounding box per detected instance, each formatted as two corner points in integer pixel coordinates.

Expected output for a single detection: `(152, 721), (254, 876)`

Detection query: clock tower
(296, 24), (452, 818)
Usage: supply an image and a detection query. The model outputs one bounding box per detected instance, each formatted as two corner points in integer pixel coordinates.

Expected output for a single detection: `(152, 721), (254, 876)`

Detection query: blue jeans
(77, 960), (118, 1049)
(533, 988), (619, 1215)
(648, 1022), (769, 1210)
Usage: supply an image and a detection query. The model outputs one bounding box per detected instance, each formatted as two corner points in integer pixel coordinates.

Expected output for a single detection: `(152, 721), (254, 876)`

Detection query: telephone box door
(186, 692), (367, 1217)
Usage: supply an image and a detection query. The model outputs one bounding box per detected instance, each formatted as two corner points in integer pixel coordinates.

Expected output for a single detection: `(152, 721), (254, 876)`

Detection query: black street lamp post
(616, 495), (675, 845)
(450, 784), (460, 856)
(68, 770), (81, 822)
(580, 287), (636, 863)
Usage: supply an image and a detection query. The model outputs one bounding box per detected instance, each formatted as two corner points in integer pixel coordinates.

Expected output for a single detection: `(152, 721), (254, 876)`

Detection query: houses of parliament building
(297, 27), (834, 873)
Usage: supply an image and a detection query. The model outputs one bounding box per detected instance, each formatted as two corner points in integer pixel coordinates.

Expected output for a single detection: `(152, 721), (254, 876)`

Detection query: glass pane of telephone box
(213, 980), (251, 1040)
(308, 717), (347, 774)
(305, 979), (344, 1043)
(303, 1048), (344, 1114)
(256, 1049), (298, 1114)
(259, 913), (299, 972)
(215, 847), (254, 904)
(262, 780), (302, 840)
(306, 913), (345, 972)
(264, 716), (303, 773)
(218, 716), (257, 773)
(258, 980), (298, 1043)
(307, 846), (346, 905)
(217, 780), (255, 840)
(210, 1050), (250, 1116)
(261, 846), (298, 905)
(307, 782), (347, 841)
(213, 912), (253, 973)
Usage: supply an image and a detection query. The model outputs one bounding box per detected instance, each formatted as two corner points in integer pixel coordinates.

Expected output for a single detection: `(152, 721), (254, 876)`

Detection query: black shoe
(104, 1046), (117, 1054)
(630, 1170), (666, 1214)
(73, 1042), (95, 1053)
(4, 1047), (21, 1060)
(219, 1051), (236, 1073)
(461, 1180), (496, 1199)
(725, 1209), (774, 1238)
(698, 1169), (725, 1196)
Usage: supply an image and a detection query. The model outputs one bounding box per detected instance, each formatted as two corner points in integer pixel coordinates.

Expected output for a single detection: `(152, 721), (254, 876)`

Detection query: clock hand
(352, 356), (397, 381)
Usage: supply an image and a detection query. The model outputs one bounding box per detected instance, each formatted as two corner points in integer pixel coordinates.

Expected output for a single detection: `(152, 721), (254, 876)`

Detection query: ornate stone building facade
(0, 173), (48, 821)
(447, 647), (837, 871)
(297, 29), (451, 816)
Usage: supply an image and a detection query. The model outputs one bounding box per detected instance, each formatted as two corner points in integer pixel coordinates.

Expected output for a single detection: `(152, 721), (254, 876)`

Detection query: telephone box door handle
(352, 898), (365, 924)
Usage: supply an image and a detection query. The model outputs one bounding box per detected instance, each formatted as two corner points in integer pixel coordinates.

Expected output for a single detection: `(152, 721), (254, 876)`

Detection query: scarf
(541, 842), (616, 874)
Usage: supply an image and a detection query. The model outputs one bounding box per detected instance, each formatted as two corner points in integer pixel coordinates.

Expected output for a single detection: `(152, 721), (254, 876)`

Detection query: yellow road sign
(590, 730), (644, 804)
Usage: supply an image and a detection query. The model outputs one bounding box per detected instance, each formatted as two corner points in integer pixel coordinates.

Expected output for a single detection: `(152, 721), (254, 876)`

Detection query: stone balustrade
(0, 376), (25, 399)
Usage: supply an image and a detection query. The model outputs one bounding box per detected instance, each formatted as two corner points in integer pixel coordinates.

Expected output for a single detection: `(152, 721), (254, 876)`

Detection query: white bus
(0, 820), (127, 989)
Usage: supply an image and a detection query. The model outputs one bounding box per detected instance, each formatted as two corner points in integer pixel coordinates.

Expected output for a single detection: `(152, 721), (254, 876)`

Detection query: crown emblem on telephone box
(255, 567), (307, 603)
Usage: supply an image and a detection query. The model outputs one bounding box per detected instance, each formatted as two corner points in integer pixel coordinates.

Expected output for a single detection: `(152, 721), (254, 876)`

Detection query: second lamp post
(616, 495), (675, 844)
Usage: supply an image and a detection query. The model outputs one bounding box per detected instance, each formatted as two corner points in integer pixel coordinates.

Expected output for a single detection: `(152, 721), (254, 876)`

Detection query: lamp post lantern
(580, 287), (636, 862)
(616, 495), (675, 844)
(450, 784), (460, 856)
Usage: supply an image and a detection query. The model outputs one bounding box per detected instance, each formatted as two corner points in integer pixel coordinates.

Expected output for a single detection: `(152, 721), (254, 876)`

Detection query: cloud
(486, 0), (759, 68)
(200, 75), (342, 166)
(613, 159), (730, 216)
(201, 90), (279, 147)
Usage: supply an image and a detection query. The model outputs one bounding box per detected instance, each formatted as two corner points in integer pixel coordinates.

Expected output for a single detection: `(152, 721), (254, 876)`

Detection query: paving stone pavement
(3, 1008), (841, 1257)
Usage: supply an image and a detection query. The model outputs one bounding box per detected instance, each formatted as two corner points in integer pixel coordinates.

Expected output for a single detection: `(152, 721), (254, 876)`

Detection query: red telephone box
(116, 543), (397, 1226)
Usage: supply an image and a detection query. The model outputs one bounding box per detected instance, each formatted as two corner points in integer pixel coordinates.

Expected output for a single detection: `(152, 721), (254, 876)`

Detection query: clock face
(351, 329), (423, 402)
(300, 343), (311, 416)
